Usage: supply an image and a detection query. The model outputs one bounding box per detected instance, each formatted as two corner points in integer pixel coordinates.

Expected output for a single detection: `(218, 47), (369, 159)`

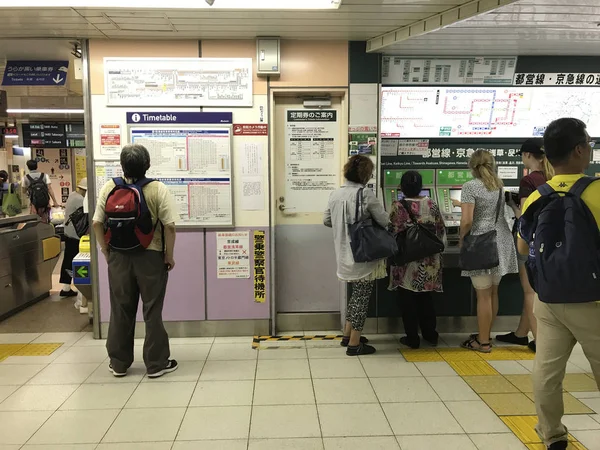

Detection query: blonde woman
(499, 139), (554, 353)
(460, 150), (518, 352)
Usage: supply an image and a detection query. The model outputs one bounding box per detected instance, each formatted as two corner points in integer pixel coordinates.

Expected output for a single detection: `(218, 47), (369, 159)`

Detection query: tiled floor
(0, 332), (597, 449)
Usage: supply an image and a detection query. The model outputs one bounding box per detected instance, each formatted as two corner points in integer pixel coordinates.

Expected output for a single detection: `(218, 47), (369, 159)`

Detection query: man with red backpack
(92, 144), (178, 379)
(518, 118), (600, 450)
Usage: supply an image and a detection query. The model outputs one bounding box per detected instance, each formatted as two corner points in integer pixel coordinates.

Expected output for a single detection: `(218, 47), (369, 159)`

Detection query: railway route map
(105, 58), (253, 107)
(381, 86), (600, 138)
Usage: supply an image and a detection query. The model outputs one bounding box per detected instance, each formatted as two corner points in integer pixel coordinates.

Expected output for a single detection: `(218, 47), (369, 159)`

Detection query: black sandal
(461, 336), (492, 353)
(470, 333), (493, 347)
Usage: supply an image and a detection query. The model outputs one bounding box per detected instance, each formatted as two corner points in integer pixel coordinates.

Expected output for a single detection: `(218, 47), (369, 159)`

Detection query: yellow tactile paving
(501, 415), (542, 443)
(563, 373), (600, 392)
(463, 375), (520, 394)
(438, 348), (483, 361)
(400, 349), (444, 362)
(481, 393), (537, 416)
(509, 347), (536, 360)
(479, 349), (522, 361)
(505, 374), (535, 393)
(448, 360), (499, 376)
(11, 343), (63, 356)
(0, 343), (27, 358)
(524, 392), (594, 415)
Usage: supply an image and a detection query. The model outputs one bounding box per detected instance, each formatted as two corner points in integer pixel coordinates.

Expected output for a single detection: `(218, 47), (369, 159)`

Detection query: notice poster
(216, 231), (250, 279)
(348, 125), (377, 156)
(74, 148), (87, 187)
(99, 124), (121, 158)
(253, 230), (266, 303)
(285, 110), (339, 213)
(240, 142), (264, 211)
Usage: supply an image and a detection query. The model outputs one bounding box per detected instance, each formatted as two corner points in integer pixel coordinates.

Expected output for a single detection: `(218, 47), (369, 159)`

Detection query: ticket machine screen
(449, 189), (462, 213)
(397, 189), (430, 201)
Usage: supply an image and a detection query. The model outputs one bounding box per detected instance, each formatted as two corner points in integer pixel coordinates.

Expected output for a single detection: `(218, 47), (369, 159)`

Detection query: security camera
(205, 0), (215, 5)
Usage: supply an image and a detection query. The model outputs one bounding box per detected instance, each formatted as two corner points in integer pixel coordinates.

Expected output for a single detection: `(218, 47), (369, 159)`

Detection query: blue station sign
(126, 112), (233, 125)
(2, 61), (69, 86)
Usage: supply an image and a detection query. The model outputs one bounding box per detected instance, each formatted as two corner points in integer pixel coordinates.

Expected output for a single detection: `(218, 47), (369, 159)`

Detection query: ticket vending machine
(383, 169), (437, 211)
(435, 169), (474, 267)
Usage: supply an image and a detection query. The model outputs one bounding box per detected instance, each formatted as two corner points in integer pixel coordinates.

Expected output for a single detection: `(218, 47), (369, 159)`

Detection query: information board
(284, 110), (339, 213)
(381, 86), (600, 138)
(382, 57), (517, 86)
(104, 58), (253, 107)
(22, 122), (85, 148)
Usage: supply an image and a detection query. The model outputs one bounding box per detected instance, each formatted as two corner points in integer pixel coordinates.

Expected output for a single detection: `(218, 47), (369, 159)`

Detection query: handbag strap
(494, 189), (503, 224)
(354, 188), (364, 222)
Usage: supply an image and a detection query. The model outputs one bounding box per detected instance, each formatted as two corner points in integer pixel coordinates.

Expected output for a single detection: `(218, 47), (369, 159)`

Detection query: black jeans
(59, 237), (81, 285)
(400, 290), (438, 346)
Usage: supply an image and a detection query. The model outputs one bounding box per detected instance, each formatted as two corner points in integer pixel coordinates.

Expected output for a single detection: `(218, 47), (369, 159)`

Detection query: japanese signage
(233, 124), (268, 136)
(382, 139), (524, 185)
(2, 127), (18, 136)
(34, 148), (73, 203)
(253, 230), (266, 303)
(285, 110), (339, 213)
(514, 73), (600, 86)
(22, 123), (85, 148)
(382, 56), (517, 86)
(287, 110), (336, 122)
(349, 125), (377, 156)
(2, 61), (69, 86)
(74, 148), (86, 187)
(99, 124), (122, 158)
(397, 139), (430, 156)
(216, 231), (250, 279)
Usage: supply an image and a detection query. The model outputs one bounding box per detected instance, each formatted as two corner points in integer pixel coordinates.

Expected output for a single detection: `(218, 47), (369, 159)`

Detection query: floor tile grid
(403, 345), (596, 449)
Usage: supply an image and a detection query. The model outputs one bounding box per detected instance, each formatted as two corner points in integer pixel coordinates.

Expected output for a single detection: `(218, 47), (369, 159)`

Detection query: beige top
(93, 179), (178, 252)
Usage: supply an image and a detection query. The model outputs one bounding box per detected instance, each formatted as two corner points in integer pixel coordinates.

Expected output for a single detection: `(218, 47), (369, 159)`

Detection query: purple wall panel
(205, 227), (270, 320)
(99, 231), (206, 322)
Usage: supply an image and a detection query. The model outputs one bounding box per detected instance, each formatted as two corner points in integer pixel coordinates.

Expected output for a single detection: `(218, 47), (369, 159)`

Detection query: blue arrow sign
(2, 61), (69, 86)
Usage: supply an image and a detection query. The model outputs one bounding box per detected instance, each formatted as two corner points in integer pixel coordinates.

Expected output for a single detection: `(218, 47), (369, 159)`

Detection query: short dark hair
(26, 160), (38, 171)
(344, 155), (373, 185)
(0, 170), (8, 182)
(400, 171), (423, 198)
(543, 118), (588, 166)
(120, 144), (151, 180)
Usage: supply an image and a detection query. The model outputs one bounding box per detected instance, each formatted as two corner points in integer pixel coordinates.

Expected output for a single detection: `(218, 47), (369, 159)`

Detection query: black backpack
(519, 177), (600, 304)
(27, 174), (50, 209)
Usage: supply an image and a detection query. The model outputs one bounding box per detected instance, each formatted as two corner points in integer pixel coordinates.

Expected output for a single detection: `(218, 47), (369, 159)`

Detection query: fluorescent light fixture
(4, 135), (19, 139)
(0, 0), (341, 8)
(7, 109), (84, 114)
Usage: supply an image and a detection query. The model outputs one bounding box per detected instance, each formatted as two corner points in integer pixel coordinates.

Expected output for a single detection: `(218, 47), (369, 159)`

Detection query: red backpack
(104, 177), (156, 252)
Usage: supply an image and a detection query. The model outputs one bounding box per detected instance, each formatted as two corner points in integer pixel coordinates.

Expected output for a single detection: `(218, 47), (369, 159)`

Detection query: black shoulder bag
(349, 188), (398, 263)
(459, 189), (503, 271)
(393, 199), (445, 266)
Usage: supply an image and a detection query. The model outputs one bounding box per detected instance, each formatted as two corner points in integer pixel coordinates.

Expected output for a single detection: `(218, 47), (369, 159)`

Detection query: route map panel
(105, 58), (253, 107)
(381, 86), (600, 138)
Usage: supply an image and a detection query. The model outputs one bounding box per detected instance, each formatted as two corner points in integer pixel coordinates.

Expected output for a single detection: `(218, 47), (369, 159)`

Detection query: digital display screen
(449, 189), (462, 213)
(397, 189), (430, 201)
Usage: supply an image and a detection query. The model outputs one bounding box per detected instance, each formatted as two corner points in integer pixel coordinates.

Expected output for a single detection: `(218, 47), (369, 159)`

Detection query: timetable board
(104, 58), (253, 107)
(380, 86), (600, 138)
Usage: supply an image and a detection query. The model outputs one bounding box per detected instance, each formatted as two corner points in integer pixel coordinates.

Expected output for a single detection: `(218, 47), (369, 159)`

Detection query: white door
(271, 92), (347, 319)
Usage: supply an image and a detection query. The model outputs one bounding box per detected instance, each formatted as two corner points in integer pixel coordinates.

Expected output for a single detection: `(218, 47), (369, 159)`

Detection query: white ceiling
(380, 0), (600, 55)
(0, 0), (474, 40)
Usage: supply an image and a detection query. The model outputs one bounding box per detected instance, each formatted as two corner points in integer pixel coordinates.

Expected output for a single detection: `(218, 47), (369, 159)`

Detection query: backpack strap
(569, 176), (599, 198)
(400, 199), (418, 224)
(26, 174), (34, 183)
(135, 178), (155, 189)
(537, 183), (555, 197)
(112, 177), (125, 186)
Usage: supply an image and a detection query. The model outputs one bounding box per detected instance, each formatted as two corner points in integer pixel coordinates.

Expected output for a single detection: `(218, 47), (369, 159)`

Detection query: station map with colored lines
(381, 86), (600, 138)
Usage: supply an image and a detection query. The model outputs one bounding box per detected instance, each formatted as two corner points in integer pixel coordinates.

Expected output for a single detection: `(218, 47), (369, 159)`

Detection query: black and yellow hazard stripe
(252, 334), (343, 349)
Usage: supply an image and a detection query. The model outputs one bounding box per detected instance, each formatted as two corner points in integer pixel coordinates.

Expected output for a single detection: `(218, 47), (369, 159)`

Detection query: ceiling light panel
(0, 0), (342, 9)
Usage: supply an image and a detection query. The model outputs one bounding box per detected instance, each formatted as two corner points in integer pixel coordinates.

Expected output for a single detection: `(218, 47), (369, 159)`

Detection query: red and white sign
(233, 124), (268, 136)
(99, 124), (121, 159)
